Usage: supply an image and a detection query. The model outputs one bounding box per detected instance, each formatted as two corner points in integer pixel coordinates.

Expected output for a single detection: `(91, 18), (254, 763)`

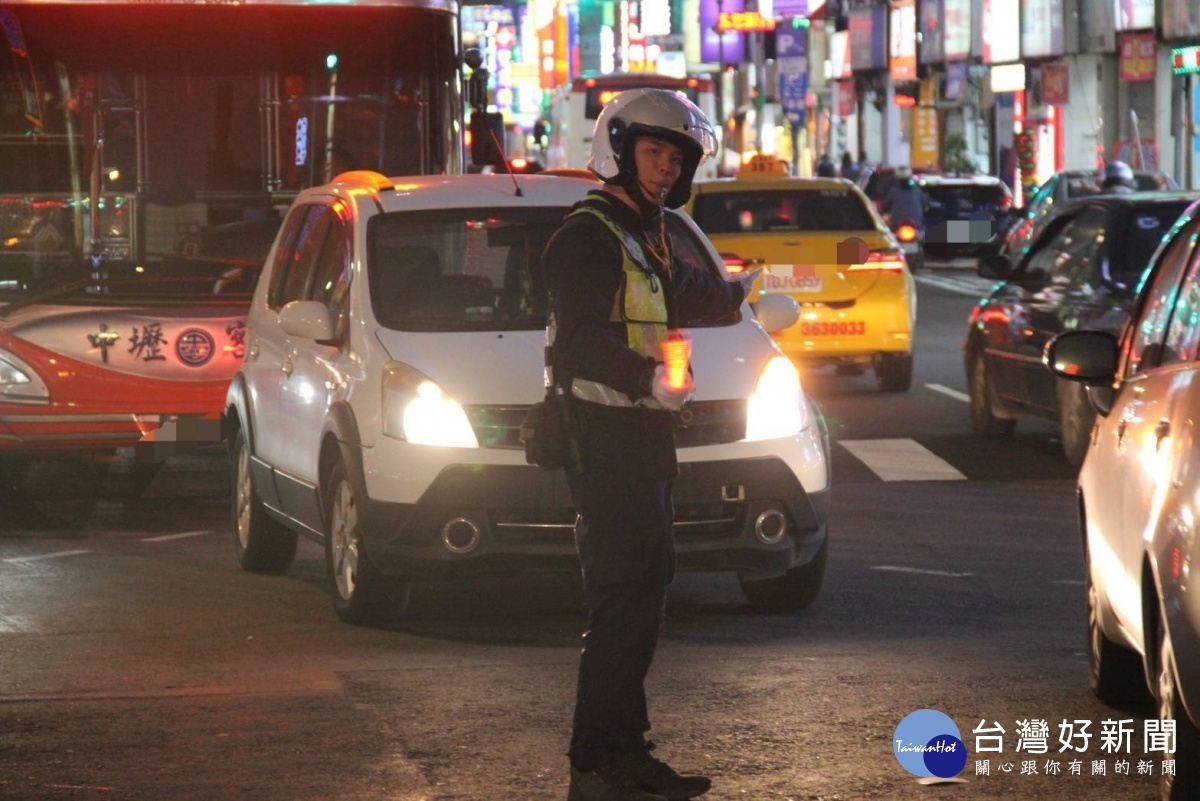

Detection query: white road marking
(4, 549), (91, 564)
(914, 272), (995, 297)
(872, 565), (976, 578)
(927, 383), (970, 403)
(142, 530), (213, 543)
(840, 438), (967, 482)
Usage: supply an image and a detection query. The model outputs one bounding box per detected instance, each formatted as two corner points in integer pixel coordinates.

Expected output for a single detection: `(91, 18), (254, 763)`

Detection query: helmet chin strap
(629, 177), (668, 220)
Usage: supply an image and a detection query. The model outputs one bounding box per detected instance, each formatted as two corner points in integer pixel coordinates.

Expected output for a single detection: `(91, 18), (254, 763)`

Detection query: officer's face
(632, 136), (684, 205)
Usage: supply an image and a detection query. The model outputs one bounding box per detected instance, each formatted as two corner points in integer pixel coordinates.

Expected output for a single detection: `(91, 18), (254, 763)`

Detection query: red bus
(0, 0), (462, 487)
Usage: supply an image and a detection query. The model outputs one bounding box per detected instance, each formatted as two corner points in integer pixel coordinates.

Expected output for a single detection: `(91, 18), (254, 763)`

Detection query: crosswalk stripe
(927, 383), (969, 403)
(914, 272), (995, 298)
(840, 438), (967, 482)
(142, 530), (212, 543)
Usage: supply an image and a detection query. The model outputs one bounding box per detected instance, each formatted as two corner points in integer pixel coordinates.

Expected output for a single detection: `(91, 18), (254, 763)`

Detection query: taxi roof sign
(736, 154), (789, 177)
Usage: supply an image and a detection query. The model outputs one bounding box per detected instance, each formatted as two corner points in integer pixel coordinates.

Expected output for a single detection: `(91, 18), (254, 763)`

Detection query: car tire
(969, 354), (1017, 438)
(1086, 552), (1145, 705)
(908, 250), (924, 273)
(324, 459), (411, 625)
(875, 353), (913, 393)
(1058, 379), (1096, 468)
(231, 428), (297, 574)
(739, 537), (827, 613)
(1157, 604), (1200, 800)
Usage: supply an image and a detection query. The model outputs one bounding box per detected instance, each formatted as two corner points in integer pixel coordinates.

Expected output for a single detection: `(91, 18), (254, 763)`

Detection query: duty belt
(571, 378), (666, 411)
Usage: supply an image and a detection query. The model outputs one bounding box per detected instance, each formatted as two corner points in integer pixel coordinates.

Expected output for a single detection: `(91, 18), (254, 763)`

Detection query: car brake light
(847, 249), (906, 273)
(721, 253), (746, 274)
(998, 193), (1012, 210)
(895, 223), (917, 242)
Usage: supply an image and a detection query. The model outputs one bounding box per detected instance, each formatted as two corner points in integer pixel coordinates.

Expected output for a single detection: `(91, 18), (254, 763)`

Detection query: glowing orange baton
(661, 331), (692, 390)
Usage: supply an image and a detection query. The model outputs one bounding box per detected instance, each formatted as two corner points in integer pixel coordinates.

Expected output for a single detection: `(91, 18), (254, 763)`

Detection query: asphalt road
(0, 273), (1165, 800)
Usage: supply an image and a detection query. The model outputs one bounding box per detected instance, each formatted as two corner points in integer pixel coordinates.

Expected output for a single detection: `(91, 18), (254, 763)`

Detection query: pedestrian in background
(542, 88), (758, 801)
(840, 152), (860, 183)
(816, 153), (837, 177)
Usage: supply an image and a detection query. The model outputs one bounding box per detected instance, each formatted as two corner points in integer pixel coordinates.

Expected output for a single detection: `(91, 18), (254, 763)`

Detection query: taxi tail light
(847, 249), (906, 274)
(721, 253), (746, 274)
(895, 223), (918, 243)
(998, 192), (1012, 210)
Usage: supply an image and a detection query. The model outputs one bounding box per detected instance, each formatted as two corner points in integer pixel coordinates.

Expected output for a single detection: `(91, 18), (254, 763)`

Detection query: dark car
(1003, 167), (1178, 260)
(920, 175), (1014, 259)
(963, 191), (1197, 465)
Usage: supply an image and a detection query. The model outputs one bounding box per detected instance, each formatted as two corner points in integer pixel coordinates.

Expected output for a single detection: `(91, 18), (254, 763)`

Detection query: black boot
(567, 764), (668, 801)
(616, 742), (712, 800)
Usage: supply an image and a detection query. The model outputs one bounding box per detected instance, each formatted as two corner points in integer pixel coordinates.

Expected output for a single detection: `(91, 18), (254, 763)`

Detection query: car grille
(491, 502), (745, 544)
(464, 399), (747, 450)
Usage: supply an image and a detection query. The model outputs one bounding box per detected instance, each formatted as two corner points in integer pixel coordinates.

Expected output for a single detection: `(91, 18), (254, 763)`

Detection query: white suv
(225, 171), (831, 623)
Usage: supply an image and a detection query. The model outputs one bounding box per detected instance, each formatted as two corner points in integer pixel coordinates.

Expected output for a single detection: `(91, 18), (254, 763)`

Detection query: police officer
(1100, 160), (1137, 194)
(542, 89), (757, 801)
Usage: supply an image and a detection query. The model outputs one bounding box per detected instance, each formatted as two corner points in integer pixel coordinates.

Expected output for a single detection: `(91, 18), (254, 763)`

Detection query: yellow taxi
(686, 155), (916, 392)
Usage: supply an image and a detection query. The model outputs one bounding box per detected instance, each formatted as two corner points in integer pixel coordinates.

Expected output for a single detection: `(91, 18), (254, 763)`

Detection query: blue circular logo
(175, 328), (215, 367)
(893, 709), (967, 779)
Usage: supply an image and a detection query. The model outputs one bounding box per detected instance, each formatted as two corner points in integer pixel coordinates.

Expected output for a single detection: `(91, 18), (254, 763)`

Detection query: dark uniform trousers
(565, 402), (678, 771)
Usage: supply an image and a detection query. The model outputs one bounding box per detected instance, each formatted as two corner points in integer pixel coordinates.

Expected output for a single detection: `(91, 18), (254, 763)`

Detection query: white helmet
(588, 88), (719, 209)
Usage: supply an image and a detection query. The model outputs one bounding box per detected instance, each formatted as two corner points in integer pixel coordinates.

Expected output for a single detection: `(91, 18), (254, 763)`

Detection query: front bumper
(357, 456), (829, 581)
(0, 410), (224, 457)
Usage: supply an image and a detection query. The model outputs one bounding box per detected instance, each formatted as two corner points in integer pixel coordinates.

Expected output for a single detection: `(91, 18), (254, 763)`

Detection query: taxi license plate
(799, 321), (866, 336)
(764, 268), (823, 293)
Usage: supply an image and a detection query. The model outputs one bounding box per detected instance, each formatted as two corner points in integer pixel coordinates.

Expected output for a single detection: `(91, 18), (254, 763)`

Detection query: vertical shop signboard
(778, 24), (808, 128)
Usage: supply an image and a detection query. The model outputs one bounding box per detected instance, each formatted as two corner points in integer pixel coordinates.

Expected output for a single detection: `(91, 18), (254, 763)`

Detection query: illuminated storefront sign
(1114, 0), (1154, 32)
(943, 0), (971, 60)
(919, 0), (944, 64)
(1163, 0), (1200, 38)
(701, 0), (746, 62)
(889, 0), (917, 82)
(717, 10), (775, 32)
(849, 5), (887, 71)
(1119, 32), (1156, 81)
(990, 62), (1026, 93)
(1174, 45), (1200, 75)
(982, 0), (1020, 64)
(1021, 0), (1064, 58)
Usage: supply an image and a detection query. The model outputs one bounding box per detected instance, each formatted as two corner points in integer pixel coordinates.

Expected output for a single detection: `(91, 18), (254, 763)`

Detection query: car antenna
(488, 126), (523, 197)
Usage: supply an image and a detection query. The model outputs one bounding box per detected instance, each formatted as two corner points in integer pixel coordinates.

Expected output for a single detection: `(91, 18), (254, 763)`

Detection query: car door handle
(282, 357), (294, 377)
(1155, 419), (1171, 448)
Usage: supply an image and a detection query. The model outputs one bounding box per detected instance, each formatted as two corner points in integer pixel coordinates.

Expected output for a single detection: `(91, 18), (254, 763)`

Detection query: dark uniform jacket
(542, 190), (744, 480)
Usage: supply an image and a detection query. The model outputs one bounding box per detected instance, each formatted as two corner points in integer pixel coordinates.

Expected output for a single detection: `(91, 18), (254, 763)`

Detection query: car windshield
(1065, 172), (1173, 198)
(923, 183), (1007, 214)
(691, 189), (876, 233)
(369, 207), (735, 332)
(1111, 202), (1193, 285)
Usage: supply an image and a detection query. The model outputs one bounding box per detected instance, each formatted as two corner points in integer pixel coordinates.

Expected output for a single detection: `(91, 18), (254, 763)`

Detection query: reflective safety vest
(555, 204), (671, 409)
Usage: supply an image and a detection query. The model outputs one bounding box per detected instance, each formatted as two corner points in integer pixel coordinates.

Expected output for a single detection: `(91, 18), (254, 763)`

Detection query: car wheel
(324, 459), (410, 624)
(1085, 553), (1145, 704)
(1058, 379), (1096, 468)
(875, 353), (913, 393)
(969, 354), (1017, 438)
(739, 537), (827, 613)
(231, 428), (297, 574)
(1157, 604), (1200, 800)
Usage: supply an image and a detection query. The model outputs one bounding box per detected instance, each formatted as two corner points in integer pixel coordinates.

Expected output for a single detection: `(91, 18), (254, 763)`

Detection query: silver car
(1045, 198), (1200, 800)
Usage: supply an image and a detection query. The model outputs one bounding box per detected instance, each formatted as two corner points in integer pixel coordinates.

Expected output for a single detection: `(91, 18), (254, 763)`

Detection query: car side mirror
(977, 253), (1015, 280)
(279, 300), (336, 342)
(751, 293), (800, 333)
(1045, 330), (1120, 417)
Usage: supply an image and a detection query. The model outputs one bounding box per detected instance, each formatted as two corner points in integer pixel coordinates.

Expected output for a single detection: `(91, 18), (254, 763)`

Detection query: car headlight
(381, 362), (478, 447)
(0, 349), (50, 402)
(744, 356), (809, 441)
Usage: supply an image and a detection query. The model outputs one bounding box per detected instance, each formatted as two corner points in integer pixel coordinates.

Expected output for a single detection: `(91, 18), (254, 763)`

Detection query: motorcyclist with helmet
(1100, 160), (1137, 194)
(542, 89), (756, 801)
